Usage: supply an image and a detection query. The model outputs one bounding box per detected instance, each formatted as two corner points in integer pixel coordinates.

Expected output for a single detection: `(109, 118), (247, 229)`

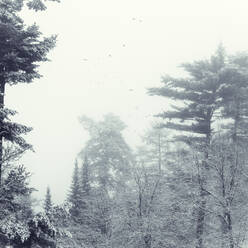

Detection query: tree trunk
(196, 192), (206, 248)
(227, 212), (234, 248)
(144, 234), (151, 248)
(196, 130), (210, 248)
(0, 75), (5, 187)
(220, 167), (234, 248)
(221, 100), (239, 248)
(220, 211), (234, 248)
(158, 130), (161, 174)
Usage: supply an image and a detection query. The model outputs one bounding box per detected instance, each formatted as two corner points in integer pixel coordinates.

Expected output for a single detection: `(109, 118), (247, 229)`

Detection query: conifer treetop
(0, 0), (58, 86)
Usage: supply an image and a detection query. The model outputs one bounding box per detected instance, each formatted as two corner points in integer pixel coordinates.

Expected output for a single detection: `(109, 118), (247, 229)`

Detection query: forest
(1, 0), (248, 248)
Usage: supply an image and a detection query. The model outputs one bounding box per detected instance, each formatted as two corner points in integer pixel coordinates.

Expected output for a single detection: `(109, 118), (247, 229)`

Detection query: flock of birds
(80, 17), (145, 93)
(81, 17), (143, 63)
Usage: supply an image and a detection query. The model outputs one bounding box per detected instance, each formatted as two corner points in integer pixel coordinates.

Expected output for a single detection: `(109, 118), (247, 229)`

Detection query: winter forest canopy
(2, 0), (248, 248)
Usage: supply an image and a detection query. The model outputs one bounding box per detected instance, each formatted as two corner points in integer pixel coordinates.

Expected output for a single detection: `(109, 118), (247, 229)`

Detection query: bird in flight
(132, 17), (143, 22)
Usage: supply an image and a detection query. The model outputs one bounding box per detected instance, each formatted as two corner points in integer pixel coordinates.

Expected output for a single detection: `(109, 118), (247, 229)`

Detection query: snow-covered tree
(68, 160), (82, 220)
(81, 156), (90, 197)
(0, 0), (59, 185)
(148, 45), (227, 248)
(44, 186), (53, 215)
(79, 113), (133, 192)
(0, 165), (33, 246)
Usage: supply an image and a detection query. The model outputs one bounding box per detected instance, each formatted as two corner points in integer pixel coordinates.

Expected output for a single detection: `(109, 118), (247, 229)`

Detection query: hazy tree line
(1, 1), (248, 248)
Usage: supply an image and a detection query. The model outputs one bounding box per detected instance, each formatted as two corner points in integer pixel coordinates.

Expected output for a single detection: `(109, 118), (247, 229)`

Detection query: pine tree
(79, 114), (133, 244)
(79, 113), (133, 192)
(148, 46), (226, 248)
(44, 186), (53, 215)
(0, 0), (58, 186)
(218, 53), (248, 142)
(214, 53), (248, 248)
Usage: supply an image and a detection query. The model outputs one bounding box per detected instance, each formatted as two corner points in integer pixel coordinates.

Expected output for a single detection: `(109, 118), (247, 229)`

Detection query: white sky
(4, 0), (248, 205)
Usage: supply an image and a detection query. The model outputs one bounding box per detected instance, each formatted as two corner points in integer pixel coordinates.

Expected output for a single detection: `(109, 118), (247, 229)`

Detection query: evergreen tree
(79, 114), (133, 245)
(0, 0), (58, 185)
(68, 160), (82, 220)
(78, 156), (91, 224)
(213, 53), (248, 248)
(44, 186), (53, 215)
(218, 52), (248, 142)
(81, 155), (90, 197)
(148, 46), (226, 248)
(79, 113), (133, 192)
(0, 165), (34, 246)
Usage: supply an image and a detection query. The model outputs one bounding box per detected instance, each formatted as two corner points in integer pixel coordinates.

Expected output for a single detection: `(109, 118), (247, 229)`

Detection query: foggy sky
(5, 0), (248, 205)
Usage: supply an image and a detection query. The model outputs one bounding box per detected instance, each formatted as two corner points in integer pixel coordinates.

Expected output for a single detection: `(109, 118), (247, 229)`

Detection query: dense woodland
(1, 0), (248, 248)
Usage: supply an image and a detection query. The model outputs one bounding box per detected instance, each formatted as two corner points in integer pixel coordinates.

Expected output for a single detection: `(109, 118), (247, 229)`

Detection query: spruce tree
(78, 155), (91, 226)
(81, 155), (90, 197)
(68, 160), (82, 220)
(79, 114), (133, 242)
(0, 0), (58, 185)
(148, 46), (226, 248)
(44, 186), (53, 215)
(0, 165), (34, 246)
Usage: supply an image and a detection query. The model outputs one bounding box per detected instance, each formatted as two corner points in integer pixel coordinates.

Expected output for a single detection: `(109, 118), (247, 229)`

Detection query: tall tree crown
(0, 0), (59, 186)
(79, 114), (133, 190)
(0, 0), (57, 85)
(148, 46), (227, 145)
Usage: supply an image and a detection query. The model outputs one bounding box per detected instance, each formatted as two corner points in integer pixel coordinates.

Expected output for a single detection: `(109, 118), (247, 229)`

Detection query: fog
(5, 0), (248, 204)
